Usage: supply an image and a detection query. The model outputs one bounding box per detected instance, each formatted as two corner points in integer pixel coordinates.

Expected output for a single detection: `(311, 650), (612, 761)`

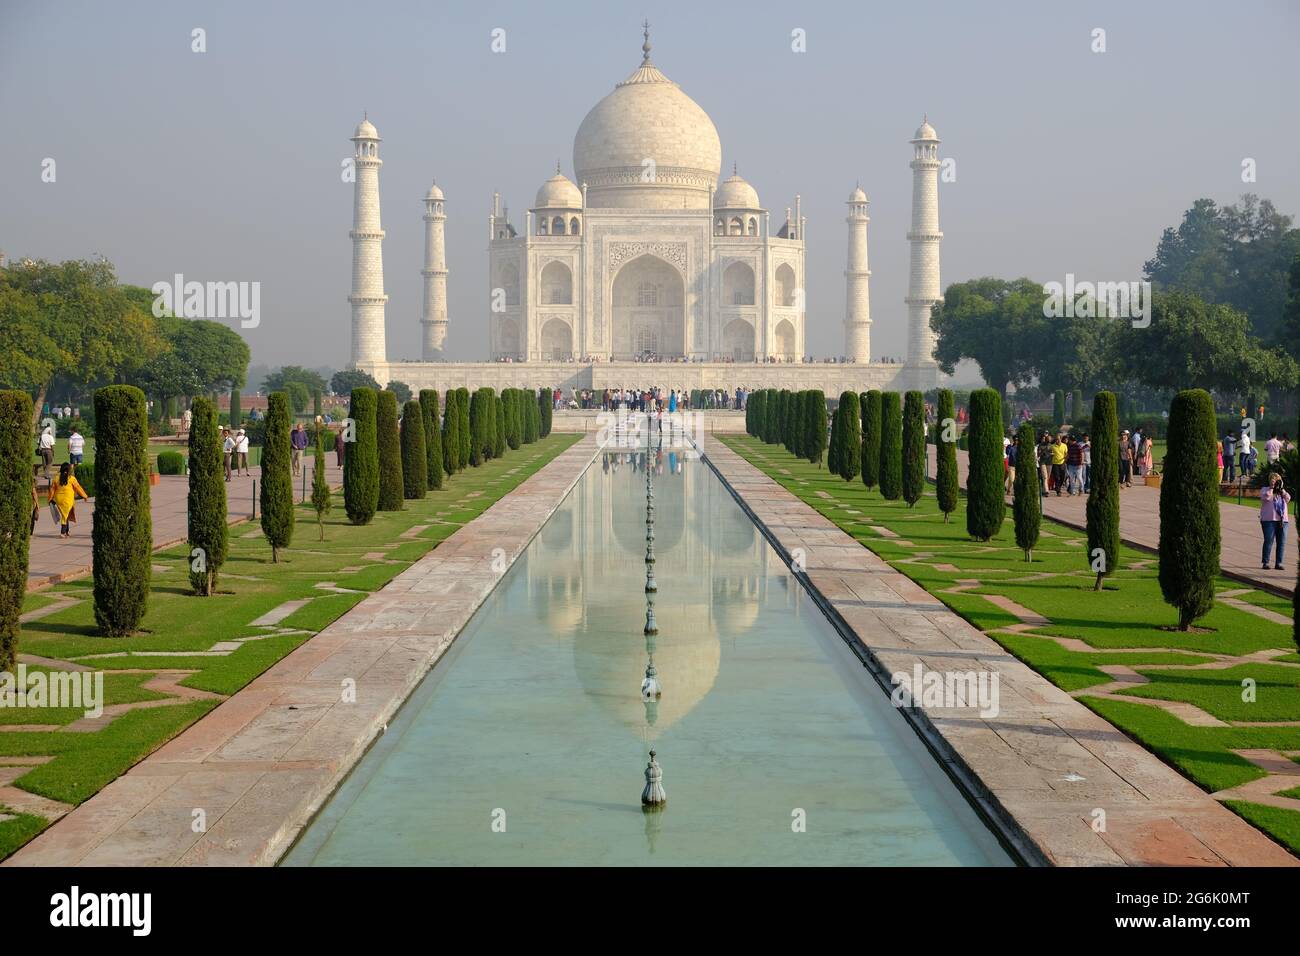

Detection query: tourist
(1037, 433), (1052, 497)
(1066, 435), (1084, 495)
(1050, 433), (1067, 496)
(1223, 431), (1237, 483)
(1265, 432), (1283, 465)
(1139, 433), (1153, 478)
(235, 428), (250, 475)
(334, 427), (346, 467)
(1216, 438), (1224, 484)
(47, 461), (89, 539)
(1238, 429), (1252, 479)
(1130, 427), (1143, 477)
(30, 479), (40, 535)
(1081, 434), (1092, 493)
(1260, 474), (1291, 570)
(37, 422), (55, 480)
(1119, 430), (1133, 488)
(67, 426), (85, 465)
(222, 428), (234, 481)
(291, 422), (308, 477)
(1005, 434), (1017, 495)
(182, 406), (192, 436)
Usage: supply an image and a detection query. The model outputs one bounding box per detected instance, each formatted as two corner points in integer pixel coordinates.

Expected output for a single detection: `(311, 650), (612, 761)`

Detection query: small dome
(714, 172), (760, 209)
(535, 171), (582, 209)
(353, 118), (379, 140)
(913, 117), (938, 141)
(848, 185), (867, 202)
(425, 182), (444, 201)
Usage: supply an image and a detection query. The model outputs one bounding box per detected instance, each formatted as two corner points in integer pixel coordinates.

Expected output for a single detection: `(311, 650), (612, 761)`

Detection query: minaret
(844, 185), (871, 362)
(421, 181), (448, 358)
(349, 116), (387, 368)
(906, 116), (942, 370)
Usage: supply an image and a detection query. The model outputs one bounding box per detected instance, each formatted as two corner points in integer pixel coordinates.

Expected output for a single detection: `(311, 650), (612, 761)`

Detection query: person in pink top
(1259, 473), (1291, 570)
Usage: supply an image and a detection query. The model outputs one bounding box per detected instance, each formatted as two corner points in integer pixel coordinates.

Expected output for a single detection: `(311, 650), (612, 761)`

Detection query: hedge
(343, 387), (379, 524)
(259, 392), (295, 561)
(419, 389), (444, 491)
(401, 399), (428, 499)
(157, 450), (186, 475)
(187, 396), (227, 594)
(935, 389), (958, 521)
(1159, 389), (1220, 629)
(878, 392), (902, 500)
(0, 390), (34, 670)
(1012, 421), (1040, 560)
(1086, 391), (1121, 590)
(861, 390), (881, 490)
(91, 385), (152, 636)
(902, 391), (925, 506)
(376, 388), (404, 510)
(965, 388), (1005, 541)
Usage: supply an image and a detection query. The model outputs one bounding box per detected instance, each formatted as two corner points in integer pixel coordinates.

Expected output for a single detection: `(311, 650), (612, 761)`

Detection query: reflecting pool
(284, 446), (1013, 866)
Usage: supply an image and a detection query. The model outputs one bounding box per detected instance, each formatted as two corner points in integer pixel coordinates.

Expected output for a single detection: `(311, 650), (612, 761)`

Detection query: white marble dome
(714, 172), (760, 209)
(913, 117), (938, 141)
(353, 118), (378, 140)
(849, 185), (867, 202)
(425, 181), (444, 201)
(534, 170), (582, 208)
(573, 52), (722, 209)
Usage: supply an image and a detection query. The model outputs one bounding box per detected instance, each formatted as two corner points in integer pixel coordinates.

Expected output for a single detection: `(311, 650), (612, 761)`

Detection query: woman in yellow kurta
(48, 462), (88, 538)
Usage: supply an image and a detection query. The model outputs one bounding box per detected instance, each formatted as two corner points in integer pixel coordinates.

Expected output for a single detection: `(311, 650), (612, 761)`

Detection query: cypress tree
(376, 388), (404, 509)
(902, 390), (926, 506)
(483, 388), (499, 459)
(804, 390), (827, 466)
(441, 388), (461, 473)
(965, 388), (1005, 541)
(1072, 389), (1084, 422)
(1087, 391), (1121, 590)
(311, 424), (331, 540)
(764, 389), (780, 444)
(1159, 388), (1220, 630)
(419, 389), (443, 491)
(493, 393), (507, 458)
(343, 387), (379, 524)
(259, 391), (295, 562)
(457, 387), (471, 465)
(1053, 389), (1066, 427)
(778, 390), (793, 452)
(0, 390), (34, 671)
(879, 391), (903, 500)
(229, 387), (241, 428)
(92, 385), (152, 636)
(834, 391), (861, 480)
(187, 396), (227, 594)
(539, 389), (553, 437)
(1012, 422), (1040, 561)
(861, 390), (882, 490)
(935, 389), (959, 522)
(468, 389), (487, 467)
(502, 389), (521, 450)
(524, 390), (540, 444)
(401, 399), (427, 499)
(828, 404), (842, 476)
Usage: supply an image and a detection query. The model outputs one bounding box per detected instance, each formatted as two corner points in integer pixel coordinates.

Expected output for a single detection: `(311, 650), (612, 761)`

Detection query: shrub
(311, 424), (331, 540)
(523, 389), (540, 444)
(1086, 392), (1121, 590)
(834, 392), (861, 480)
(343, 387), (379, 525)
(156, 450), (186, 475)
(376, 389), (404, 510)
(935, 389), (958, 522)
(70, 461), (95, 497)
(456, 387), (471, 464)
(1012, 422), (1040, 561)
(0, 390), (34, 671)
(779, 390), (794, 453)
(502, 389), (521, 450)
(902, 391), (926, 506)
(879, 392), (902, 500)
(419, 389), (444, 490)
(468, 389), (489, 467)
(386, 380), (413, 405)
(965, 388), (1005, 541)
(91, 385), (152, 636)
(401, 399), (427, 499)
(493, 393), (507, 458)
(539, 390), (552, 438)
(747, 390), (762, 437)
(442, 388), (462, 472)
(765, 389), (780, 444)
(804, 390), (827, 467)
(1159, 389), (1220, 630)
(259, 392), (295, 561)
(187, 397), (227, 594)
(861, 390), (881, 490)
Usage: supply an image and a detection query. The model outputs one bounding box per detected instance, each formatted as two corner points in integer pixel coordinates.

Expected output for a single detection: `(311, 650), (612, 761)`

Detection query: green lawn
(0, 433), (579, 860)
(721, 434), (1300, 857)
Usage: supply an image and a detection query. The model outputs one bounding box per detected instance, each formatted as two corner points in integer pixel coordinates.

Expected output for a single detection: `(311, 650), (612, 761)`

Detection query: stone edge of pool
(700, 435), (1298, 868)
(3, 434), (601, 868)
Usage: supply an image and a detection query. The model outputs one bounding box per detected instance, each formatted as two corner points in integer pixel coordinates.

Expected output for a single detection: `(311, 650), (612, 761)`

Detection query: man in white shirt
(1239, 429), (1252, 477)
(68, 427), (86, 465)
(235, 428), (250, 475)
(222, 428), (235, 481)
(38, 424), (55, 480)
(1265, 433), (1283, 464)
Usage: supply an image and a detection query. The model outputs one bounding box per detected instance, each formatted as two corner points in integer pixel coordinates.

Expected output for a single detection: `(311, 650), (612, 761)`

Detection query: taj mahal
(348, 25), (945, 396)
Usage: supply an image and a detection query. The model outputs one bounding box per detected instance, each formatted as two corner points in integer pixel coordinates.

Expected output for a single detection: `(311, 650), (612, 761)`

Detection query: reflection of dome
(540, 508), (573, 551)
(534, 170), (581, 208)
(538, 573), (584, 634)
(610, 460), (684, 554)
(714, 172), (760, 210)
(573, 38), (721, 209)
(710, 577), (761, 634)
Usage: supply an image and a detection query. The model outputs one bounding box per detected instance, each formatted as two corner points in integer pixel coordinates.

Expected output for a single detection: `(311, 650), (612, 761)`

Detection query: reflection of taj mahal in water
(348, 25), (943, 396)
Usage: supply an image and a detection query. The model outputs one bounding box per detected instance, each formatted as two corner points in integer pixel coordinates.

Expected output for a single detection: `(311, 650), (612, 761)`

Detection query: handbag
(48, 501), (60, 525)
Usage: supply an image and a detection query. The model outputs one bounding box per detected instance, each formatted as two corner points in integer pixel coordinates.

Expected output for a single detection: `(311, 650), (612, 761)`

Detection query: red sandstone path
(927, 446), (1294, 597)
(27, 458), (344, 591)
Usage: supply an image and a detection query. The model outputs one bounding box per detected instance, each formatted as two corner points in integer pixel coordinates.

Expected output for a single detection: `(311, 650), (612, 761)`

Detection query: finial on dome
(641, 20), (652, 63)
(733, 161), (738, 176)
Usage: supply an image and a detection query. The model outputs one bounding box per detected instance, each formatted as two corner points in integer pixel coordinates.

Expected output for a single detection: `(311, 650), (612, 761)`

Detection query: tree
(879, 392), (902, 500)
(187, 397), (227, 594)
(1086, 392), (1121, 590)
(765, 389), (781, 444)
(311, 424), (331, 540)
(401, 399), (428, 498)
(1012, 422), (1040, 561)
(804, 390), (827, 466)
(284, 380), (310, 416)
(523, 389), (540, 444)
(264, 365), (327, 396)
(778, 390), (794, 453)
(902, 391), (926, 506)
(861, 390), (882, 491)
(442, 388), (461, 472)
(539, 389), (553, 438)
(419, 389), (444, 490)
(0, 390), (33, 671)
(1053, 390), (1066, 428)
(229, 387), (242, 428)
(1281, 252), (1300, 363)
(747, 390), (762, 438)
(386, 380), (413, 405)
(501, 389), (521, 450)
(343, 387), (379, 524)
(313, 390), (322, 420)
(331, 368), (381, 396)
(468, 389), (489, 466)
(91, 385), (152, 636)
(376, 388), (404, 510)
(1072, 389), (1084, 422)
(259, 392), (294, 561)
(457, 388), (471, 463)
(965, 388), (1005, 542)
(493, 393), (507, 458)
(482, 387), (499, 458)
(934, 390), (960, 523)
(828, 404), (842, 476)
(1159, 389), (1220, 630)
(931, 277), (1045, 405)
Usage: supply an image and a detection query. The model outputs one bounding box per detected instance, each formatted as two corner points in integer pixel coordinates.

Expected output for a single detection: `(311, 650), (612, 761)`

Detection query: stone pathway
(711, 437), (1296, 866)
(928, 446), (1295, 597)
(4, 435), (599, 867)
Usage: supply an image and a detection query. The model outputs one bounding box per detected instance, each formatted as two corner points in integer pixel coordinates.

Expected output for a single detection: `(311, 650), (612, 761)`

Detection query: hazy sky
(3, 0), (1298, 371)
